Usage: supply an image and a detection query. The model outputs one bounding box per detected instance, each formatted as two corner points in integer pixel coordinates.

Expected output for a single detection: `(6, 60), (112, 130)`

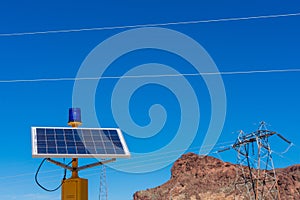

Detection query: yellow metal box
(62, 178), (88, 200)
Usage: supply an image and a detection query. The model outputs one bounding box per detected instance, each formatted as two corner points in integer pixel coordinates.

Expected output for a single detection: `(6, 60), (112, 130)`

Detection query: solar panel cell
(38, 147), (46, 154)
(57, 147), (67, 154)
(48, 147), (57, 154)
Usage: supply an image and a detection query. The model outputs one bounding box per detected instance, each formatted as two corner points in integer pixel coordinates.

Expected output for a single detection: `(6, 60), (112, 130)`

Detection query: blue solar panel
(31, 127), (130, 158)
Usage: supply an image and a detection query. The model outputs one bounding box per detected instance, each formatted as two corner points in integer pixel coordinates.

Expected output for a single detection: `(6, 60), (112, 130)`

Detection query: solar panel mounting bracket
(46, 158), (116, 172)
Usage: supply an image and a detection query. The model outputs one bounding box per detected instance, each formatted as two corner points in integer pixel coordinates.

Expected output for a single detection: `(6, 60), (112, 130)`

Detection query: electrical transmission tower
(218, 122), (292, 199)
(99, 164), (108, 200)
(231, 122), (291, 200)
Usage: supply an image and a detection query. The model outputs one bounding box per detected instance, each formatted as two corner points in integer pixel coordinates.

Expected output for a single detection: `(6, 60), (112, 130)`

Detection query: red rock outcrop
(134, 152), (300, 200)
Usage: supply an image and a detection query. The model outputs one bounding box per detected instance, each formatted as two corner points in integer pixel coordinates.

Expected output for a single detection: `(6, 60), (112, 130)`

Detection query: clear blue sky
(0, 1), (300, 200)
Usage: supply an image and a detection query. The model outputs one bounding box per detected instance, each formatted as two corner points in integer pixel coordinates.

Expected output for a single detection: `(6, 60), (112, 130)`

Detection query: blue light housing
(68, 108), (82, 123)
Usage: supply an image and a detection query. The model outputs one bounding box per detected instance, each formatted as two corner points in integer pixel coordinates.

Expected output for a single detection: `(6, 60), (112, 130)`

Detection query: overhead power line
(0, 12), (300, 37)
(0, 68), (300, 83)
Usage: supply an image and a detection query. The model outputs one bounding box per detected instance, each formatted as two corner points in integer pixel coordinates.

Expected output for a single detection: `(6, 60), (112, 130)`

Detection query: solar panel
(31, 127), (130, 158)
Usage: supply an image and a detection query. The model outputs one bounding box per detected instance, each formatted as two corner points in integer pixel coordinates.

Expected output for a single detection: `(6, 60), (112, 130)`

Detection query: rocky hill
(133, 152), (300, 200)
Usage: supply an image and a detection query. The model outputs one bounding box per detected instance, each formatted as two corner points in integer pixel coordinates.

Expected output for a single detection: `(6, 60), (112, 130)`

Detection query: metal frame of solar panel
(31, 127), (130, 158)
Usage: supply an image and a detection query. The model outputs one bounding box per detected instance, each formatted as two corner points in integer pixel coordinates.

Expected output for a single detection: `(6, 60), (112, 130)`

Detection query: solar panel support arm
(46, 158), (73, 171)
(77, 158), (116, 171)
(46, 158), (116, 172)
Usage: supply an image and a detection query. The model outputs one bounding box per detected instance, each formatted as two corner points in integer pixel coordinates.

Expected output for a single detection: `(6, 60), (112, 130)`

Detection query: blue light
(68, 108), (82, 123)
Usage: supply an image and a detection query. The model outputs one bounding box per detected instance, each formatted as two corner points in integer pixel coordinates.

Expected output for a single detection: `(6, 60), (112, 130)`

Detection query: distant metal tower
(99, 164), (108, 200)
(232, 122), (291, 200)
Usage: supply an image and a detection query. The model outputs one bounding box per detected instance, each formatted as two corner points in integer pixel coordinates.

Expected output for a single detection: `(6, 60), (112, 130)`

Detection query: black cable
(35, 158), (73, 192)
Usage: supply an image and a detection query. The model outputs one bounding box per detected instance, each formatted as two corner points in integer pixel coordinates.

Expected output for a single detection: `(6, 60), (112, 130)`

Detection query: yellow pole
(70, 122), (80, 178)
(72, 158), (79, 178)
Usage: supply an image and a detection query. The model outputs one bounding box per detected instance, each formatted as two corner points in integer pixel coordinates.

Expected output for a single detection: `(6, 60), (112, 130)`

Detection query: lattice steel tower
(232, 122), (291, 200)
(99, 162), (108, 200)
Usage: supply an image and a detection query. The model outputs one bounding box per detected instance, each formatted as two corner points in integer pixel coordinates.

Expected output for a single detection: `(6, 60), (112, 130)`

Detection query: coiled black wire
(35, 158), (73, 192)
